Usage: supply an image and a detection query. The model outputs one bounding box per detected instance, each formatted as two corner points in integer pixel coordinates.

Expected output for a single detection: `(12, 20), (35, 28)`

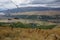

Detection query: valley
(0, 11), (60, 23)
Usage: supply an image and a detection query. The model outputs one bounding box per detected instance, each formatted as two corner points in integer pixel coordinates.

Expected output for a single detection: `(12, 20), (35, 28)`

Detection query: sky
(0, 0), (60, 11)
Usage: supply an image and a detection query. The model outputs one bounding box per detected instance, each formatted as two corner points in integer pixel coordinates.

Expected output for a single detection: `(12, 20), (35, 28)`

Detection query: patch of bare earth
(0, 27), (60, 40)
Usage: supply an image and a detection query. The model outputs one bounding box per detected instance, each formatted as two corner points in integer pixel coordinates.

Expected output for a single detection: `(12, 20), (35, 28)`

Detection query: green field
(0, 22), (57, 29)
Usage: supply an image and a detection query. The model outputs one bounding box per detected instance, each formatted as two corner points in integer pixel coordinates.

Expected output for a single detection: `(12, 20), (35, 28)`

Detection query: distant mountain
(2, 7), (60, 14)
(0, 7), (60, 23)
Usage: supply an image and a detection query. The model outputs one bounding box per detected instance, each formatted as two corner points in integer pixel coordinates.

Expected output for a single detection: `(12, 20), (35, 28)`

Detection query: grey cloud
(0, 0), (60, 11)
(30, 0), (60, 4)
(26, 0), (60, 8)
(0, 0), (17, 10)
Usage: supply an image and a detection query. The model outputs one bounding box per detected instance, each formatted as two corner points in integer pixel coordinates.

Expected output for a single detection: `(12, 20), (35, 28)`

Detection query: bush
(37, 25), (56, 29)
(0, 22), (10, 27)
(10, 22), (25, 28)
(10, 22), (56, 29)
(0, 22), (57, 29)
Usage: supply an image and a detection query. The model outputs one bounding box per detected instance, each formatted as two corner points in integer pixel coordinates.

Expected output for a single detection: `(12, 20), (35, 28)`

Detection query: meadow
(0, 22), (56, 29)
(0, 26), (60, 40)
(0, 22), (60, 40)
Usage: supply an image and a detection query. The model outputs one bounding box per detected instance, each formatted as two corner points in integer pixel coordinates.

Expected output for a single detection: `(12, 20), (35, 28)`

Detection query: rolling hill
(0, 7), (60, 23)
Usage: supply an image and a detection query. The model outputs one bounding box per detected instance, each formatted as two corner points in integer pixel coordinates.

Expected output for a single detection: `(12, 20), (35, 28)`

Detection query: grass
(37, 25), (56, 29)
(0, 27), (60, 40)
(0, 22), (59, 40)
(0, 22), (57, 29)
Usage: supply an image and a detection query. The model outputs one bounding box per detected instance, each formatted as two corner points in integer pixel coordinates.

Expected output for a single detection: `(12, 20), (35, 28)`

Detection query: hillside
(0, 11), (60, 23)
(11, 11), (60, 15)
(10, 11), (60, 23)
(0, 27), (60, 40)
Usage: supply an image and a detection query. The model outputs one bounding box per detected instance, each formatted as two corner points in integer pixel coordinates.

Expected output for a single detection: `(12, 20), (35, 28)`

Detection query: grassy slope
(11, 11), (60, 15)
(0, 27), (60, 40)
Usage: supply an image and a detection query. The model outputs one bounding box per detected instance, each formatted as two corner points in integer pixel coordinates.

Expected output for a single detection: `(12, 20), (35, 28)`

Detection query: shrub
(0, 22), (10, 27)
(37, 25), (56, 29)
(0, 22), (57, 29)
(10, 22), (25, 28)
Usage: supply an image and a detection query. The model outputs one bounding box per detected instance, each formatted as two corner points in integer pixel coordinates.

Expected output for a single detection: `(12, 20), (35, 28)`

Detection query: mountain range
(0, 7), (60, 23)
(0, 7), (60, 14)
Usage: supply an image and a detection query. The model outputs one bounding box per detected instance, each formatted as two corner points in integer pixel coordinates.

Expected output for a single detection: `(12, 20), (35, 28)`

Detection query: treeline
(0, 22), (56, 29)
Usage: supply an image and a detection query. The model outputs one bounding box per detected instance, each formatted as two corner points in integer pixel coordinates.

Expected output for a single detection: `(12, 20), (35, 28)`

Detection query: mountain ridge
(1, 7), (60, 14)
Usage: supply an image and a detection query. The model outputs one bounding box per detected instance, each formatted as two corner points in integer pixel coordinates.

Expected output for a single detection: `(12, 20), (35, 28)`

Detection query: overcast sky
(0, 0), (60, 11)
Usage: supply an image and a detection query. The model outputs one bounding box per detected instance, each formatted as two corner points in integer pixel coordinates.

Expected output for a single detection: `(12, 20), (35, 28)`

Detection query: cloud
(0, 0), (17, 10)
(0, 0), (60, 11)
(0, 12), (5, 15)
(17, 0), (60, 8)
(11, 0), (31, 5)
(31, 0), (57, 4)
(0, 6), (7, 11)
(3, 3), (17, 9)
